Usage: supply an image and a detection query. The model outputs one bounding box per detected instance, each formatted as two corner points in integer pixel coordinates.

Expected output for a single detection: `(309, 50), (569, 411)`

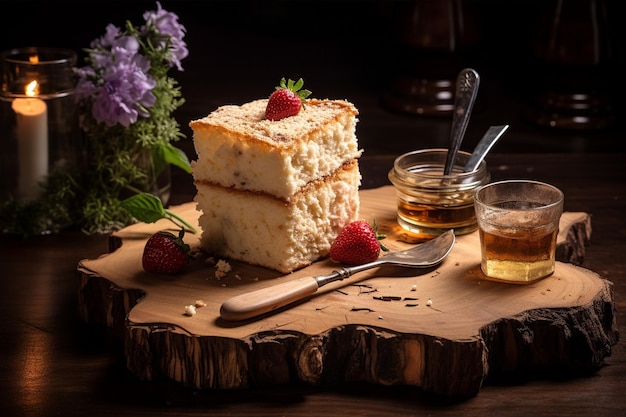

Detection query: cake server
(463, 124), (509, 173)
(220, 230), (455, 321)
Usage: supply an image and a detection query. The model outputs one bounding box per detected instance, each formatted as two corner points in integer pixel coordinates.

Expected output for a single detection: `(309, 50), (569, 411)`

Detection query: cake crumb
(184, 305), (197, 316)
(426, 298), (433, 307)
(195, 300), (207, 307)
(215, 259), (232, 279)
(411, 284), (417, 291)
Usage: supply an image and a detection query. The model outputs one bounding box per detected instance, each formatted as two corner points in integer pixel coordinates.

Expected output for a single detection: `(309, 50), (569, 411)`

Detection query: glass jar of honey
(388, 148), (490, 237)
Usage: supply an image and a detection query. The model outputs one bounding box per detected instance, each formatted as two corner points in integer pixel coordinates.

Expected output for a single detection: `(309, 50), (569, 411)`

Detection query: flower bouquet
(1, 2), (191, 236)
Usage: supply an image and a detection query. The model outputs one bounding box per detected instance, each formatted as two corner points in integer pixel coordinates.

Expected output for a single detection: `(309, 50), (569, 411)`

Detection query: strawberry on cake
(190, 78), (362, 273)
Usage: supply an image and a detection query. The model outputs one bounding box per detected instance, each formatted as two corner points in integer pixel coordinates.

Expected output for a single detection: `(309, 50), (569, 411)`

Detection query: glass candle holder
(1, 47), (80, 202)
(388, 148), (490, 237)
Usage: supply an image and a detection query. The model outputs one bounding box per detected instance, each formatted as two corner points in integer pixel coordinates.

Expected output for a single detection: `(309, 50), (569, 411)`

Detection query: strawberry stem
(372, 219), (389, 252)
(121, 193), (197, 233)
(276, 77), (312, 102)
(164, 209), (197, 234)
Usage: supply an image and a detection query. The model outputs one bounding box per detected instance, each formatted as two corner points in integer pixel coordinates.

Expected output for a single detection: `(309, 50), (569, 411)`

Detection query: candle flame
(29, 54), (39, 64)
(25, 80), (39, 97)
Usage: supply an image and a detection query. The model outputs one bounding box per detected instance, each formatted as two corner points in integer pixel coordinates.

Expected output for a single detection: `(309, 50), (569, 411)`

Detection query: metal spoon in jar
(220, 230), (455, 322)
(443, 68), (480, 175)
(463, 124), (509, 172)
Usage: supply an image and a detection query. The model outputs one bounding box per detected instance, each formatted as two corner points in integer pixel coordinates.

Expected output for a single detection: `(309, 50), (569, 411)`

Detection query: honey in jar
(388, 148), (490, 237)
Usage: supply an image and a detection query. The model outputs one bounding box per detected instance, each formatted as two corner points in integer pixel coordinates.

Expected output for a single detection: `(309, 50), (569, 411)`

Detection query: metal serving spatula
(220, 230), (455, 321)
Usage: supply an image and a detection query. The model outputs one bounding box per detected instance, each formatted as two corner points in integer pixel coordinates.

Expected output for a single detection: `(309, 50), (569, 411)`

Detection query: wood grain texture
(77, 186), (617, 397)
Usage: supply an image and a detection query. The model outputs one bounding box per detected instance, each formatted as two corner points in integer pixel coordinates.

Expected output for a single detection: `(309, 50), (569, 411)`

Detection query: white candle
(12, 92), (48, 202)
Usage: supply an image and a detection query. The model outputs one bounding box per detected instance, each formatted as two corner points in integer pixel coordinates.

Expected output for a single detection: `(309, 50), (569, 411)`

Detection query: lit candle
(12, 79), (48, 202)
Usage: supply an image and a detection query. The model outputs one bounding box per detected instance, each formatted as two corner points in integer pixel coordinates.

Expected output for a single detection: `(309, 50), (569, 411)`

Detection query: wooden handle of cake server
(220, 276), (320, 321)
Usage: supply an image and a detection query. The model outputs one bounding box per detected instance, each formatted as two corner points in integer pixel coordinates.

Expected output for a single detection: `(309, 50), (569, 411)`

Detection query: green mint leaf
(161, 142), (191, 174)
(121, 193), (197, 233)
(121, 193), (167, 223)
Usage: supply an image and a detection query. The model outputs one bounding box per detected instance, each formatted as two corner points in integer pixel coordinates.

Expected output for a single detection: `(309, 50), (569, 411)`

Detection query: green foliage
(276, 77), (312, 102)
(0, 17), (191, 238)
(121, 193), (196, 233)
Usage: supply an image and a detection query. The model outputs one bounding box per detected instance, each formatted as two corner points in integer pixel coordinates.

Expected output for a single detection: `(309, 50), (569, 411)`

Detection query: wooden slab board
(77, 186), (617, 398)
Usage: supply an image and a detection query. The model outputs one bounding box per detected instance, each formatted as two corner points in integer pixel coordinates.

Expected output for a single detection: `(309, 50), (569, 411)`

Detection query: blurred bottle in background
(524, 0), (615, 130)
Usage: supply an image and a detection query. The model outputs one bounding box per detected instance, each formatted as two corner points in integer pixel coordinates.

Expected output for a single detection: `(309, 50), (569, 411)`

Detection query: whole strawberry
(330, 220), (388, 265)
(265, 77), (312, 121)
(142, 229), (190, 274)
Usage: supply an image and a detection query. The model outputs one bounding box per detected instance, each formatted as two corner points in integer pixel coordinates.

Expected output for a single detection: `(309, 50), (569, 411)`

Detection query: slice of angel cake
(190, 97), (362, 273)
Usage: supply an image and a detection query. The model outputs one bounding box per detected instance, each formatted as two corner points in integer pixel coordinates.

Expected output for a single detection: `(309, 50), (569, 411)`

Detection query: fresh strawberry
(330, 220), (388, 265)
(142, 229), (190, 274)
(265, 77), (312, 121)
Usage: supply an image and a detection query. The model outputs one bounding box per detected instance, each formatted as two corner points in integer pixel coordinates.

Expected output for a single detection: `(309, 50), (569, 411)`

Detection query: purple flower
(89, 29), (141, 73)
(75, 44), (156, 127)
(142, 2), (188, 71)
(74, 2), (186, 128)
(90, 24), (122, 49)
(93, 55), (156, 127)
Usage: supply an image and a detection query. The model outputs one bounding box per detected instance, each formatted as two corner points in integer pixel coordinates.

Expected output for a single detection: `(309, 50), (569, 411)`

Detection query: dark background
(1, 3), (625, 415)
(2, 0), (624, 158)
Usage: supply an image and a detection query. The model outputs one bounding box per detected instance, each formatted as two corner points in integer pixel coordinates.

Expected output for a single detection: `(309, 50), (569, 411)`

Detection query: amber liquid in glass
(479, 226), (558, 283)
(398, 200), (476, 230)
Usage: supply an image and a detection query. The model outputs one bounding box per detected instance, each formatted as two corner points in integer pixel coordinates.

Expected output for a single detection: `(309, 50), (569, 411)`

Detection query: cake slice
(190, 98), (361, 199)
(194, 160), (360, 273)
(190, 97), (361, 273)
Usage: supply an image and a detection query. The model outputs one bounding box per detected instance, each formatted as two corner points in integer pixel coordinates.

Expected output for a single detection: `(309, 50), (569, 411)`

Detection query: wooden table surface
(1, 152), (624, 417)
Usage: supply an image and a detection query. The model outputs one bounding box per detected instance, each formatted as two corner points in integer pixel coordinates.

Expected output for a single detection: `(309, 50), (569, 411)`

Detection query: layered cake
(190, 98), (362, 273)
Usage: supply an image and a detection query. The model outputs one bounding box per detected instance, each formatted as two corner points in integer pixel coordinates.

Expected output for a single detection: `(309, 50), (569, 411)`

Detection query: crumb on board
(184, 305), (197, 316)
(183, 300), (207, 317)
(215, 259), (232, 279)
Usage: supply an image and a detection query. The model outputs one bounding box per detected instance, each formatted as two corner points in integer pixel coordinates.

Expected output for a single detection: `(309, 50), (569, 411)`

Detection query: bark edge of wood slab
(76, 188), (616, 398)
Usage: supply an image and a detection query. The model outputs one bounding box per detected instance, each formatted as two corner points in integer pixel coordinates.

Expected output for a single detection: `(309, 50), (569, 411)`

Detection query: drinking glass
(474, 180), (564, 283)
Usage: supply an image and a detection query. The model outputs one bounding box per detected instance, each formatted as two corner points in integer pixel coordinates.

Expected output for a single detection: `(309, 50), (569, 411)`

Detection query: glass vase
(132, 146), (171, 206)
